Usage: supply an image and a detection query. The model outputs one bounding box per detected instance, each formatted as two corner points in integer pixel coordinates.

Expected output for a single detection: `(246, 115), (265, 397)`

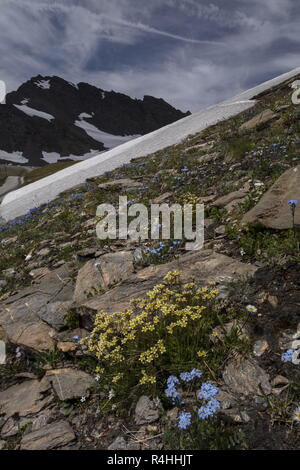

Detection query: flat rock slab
(45, 368), (94, 401)
(240, 109), (278, 131)
(74, 251), (134, 303)
(242, 166), (300, 229)
(79, 250), (257, 317)
(0, 378), (51, 418)
(20, 420), (75, 450)
(222, 358), (272, 396)
(0, 265), (74, 351)
(98, 178), (141, 190)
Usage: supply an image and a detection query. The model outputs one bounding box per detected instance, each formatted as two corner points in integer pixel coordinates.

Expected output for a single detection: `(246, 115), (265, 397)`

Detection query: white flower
(80, 396), (86, 403)
(240, 248), (246, 256)
(246, 305), (257, 313)
(293, 406), (300, 422)
(95, 375), (101, 382)
(108, 389), (115, 400)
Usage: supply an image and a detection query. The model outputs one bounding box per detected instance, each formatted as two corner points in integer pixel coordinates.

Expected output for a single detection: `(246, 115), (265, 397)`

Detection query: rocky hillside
(0, 75), (190, 167)
(0, 74), (300, 450)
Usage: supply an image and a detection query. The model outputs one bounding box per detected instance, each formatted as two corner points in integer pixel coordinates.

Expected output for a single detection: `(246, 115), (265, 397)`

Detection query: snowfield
(1, 67), (300, 222)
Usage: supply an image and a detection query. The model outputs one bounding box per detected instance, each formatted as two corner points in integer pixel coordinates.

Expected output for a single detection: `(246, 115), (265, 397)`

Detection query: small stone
(36, 248), (51, 257)
(271, 376), (289, 396)
(253, 339), (269, 357)
(108, 436), (128, 450)
(267, 295), (278, 308)
(57, 341), (77, 352)
(215, 225), (226, 235)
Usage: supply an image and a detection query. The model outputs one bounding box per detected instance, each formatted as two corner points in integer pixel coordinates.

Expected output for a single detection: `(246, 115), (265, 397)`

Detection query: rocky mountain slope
(0, 75), (189, 167)
(0, 73), (300, 451)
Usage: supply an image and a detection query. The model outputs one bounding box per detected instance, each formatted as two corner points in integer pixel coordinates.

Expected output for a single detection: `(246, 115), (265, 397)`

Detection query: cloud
(0, 0), (299, 112)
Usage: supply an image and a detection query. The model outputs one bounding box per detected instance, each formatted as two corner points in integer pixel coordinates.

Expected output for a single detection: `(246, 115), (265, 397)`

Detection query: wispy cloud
(0, 0), (299, 111)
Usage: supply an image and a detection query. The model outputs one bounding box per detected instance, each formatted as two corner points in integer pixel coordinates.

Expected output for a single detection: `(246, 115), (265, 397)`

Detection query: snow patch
(42, 152), (62, 164)
(78, 112), (93, 119)
(0, 150), (28, 164)
(42, 150), (101, 164)
(14, 104), (55, 122)
(35, 79), (51, 89)
(68, 81), (79, 90)
(75, 116), (140, 149)
(20, 98), (29, 105)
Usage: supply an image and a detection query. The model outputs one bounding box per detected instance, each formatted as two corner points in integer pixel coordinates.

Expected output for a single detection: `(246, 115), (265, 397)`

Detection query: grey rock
(1, 417), (31, 438)
(108, 436), (128, 450)
(0, 378), (51, 418)
(240, 109), (278, 131)
(98, 178), (141, 190)
(78, 250), (257, 318)
(135, 396), (161, 425)
(213, 189), (249, 208)
(0, 264), (74, 351)
(253, 339), (269, 357)
(215, 225), (226, 235)
(74, 251), (134, 303)
(40, 300), (73, 330)
(223, 358), (272, 396)
(45, 368), (94, 401)
(20, 420), (75, 450)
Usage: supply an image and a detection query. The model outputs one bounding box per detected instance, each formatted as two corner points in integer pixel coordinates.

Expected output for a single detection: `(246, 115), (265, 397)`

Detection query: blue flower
(179, 369), (202, 382)
(288, 200), (299, 207)
(165, 375), (183, 404)
(281, 349), (294, 363)
(198, 398), (220, 420)
(198, 382), (219, 400)
(178, 412), (192, 430)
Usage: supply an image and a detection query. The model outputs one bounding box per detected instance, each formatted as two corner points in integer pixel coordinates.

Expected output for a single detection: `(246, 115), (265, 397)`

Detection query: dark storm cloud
(0, 0), (299, 111)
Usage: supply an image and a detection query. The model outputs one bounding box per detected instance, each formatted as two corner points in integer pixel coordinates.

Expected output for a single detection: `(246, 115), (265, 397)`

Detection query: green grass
(23, 161), (78, 186)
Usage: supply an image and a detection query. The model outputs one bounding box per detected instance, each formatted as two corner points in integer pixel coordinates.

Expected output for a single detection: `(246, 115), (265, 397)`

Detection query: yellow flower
(197, 350), (208, 358)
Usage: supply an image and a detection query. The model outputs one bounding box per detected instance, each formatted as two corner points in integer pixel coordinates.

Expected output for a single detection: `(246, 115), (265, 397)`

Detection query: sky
(0, 0), (299, 112)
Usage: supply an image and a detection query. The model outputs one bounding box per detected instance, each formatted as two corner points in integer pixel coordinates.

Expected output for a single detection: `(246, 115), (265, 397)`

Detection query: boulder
(78, 250), (257, 319)
(73, 251), (134, 303)
(241, 166), (300, 229)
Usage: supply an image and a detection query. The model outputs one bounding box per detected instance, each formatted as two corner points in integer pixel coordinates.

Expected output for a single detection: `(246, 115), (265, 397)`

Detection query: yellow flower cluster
(139, 339), (166, 364)
(83, 270), (219, 388)
(180, 192), (202, 205)
(139, 370), (156, 385)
